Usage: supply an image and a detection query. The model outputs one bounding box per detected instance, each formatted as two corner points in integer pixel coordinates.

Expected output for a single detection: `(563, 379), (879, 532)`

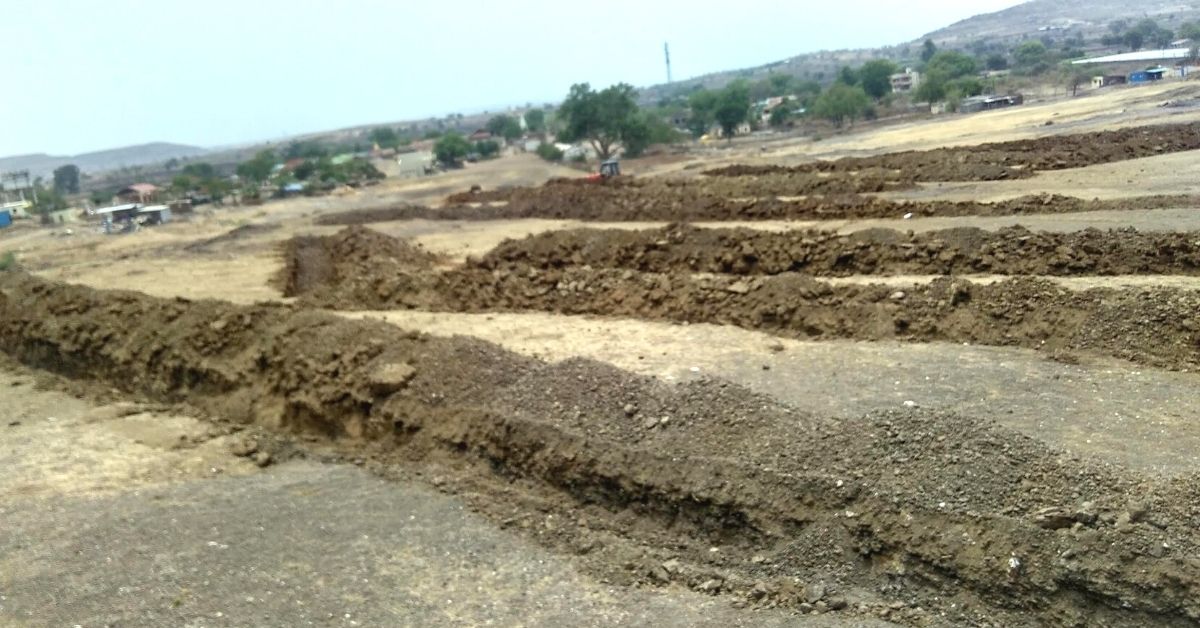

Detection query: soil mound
(317, 191), (1195, 225)
(705, 121), (1200, 181)
(282, 227), (1200, 372)
(474, 224), (1200, 277)
(3, 272), (1200, 626)
(274, 226), (441, 306)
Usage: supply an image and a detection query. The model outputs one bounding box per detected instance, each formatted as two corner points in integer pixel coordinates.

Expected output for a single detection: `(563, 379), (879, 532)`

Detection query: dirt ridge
(282, 227), (1200, 372)
(476, 223), (1200, 277)
(704, 122), (1200, 181)
(2, 273), (1199, 626)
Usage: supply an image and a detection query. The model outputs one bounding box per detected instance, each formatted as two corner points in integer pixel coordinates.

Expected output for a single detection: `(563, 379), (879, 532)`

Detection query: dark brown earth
(475, 223), (1200, 277)
(317, 192), (1198, 225)
(704, 121), (1200, 181)
(279, 227), (1200, 372)
(3, 272), (1199, 627)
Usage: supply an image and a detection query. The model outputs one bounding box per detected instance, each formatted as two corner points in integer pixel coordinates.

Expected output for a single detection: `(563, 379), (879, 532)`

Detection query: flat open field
(7, 81), (1200, 627)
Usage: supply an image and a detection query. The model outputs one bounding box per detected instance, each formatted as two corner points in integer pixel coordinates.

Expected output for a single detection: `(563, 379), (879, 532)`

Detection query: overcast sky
(4, 0), (1024, 156)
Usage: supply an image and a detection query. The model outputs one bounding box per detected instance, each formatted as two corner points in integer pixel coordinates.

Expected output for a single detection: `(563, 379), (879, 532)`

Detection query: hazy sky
(5, 0), (1024, 156)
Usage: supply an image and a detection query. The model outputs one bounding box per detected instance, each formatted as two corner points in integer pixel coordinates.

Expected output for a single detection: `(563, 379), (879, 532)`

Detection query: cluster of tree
(911, 43), (985, 105)
(555, 83), (679, 158)
(485, 115), (523, 141)
(170, 162), (231, 201)
(1102, 19), (1175, 51)
(52, 165), (80, 195)
(367, 127), (412, 150)
(292, 158), (383, 188)
(433, 133), (472, 166)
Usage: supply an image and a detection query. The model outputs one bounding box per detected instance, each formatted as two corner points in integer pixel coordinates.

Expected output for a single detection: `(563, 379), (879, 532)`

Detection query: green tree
(170, 175), (195, 196)
(32, 184), (67, 223)
(985, 53), (1009, 71)
(686, 89), (719, 137)
(1061, 63), (1092, 97)
(182, 162), (216, 179)
(1179, 21), (1200, 42)
(535, 142), (564, 162)
(235, 150), (277, 183)
(713, 81), (751, 141)
(475, 139), (501, 158)
(434, 132), (471, 166)
(858, 59), (899, 100)
(523, 109), (546, 133)
(52, 164), (80, 195)
(813, 84), (871, 127)
(838, 66), (859, 86)
(1013, 40), (1050, 74)
(556, 83), (642, 159)
(768, 101), (797, 127)
(486, 115), (523, 141)
(915, 51), (979, 102)
(368, 127), (402, 149)
(921, 39), (938, 63)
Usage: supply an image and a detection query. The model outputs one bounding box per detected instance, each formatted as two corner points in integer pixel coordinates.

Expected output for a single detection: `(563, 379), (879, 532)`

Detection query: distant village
(4, 20), (1199, 235)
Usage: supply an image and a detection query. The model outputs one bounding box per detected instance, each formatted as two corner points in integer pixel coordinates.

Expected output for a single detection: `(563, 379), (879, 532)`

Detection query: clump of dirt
(273, 225), (442, 307)
(282, 227), (1200, 372)
(3, 272), (1200, 626)
(316, 190), (1196, 225)
(474, 224), (1200, 277)
(705, 121), (1200, 181)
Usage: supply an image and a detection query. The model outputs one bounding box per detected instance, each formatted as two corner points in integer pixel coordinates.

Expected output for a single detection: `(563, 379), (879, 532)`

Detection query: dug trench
(3, 272), (1200, 627)
(280, 226), (1200, 372)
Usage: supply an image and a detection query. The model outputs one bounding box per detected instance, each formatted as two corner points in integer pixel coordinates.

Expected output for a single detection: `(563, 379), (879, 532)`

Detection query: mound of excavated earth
(704, 121), (1200, 181)
(317, 190), (1194, 225)
(475, 224), (1200, 277)
(279, 227), (1200, 372)
(1, 272), (1199, 626)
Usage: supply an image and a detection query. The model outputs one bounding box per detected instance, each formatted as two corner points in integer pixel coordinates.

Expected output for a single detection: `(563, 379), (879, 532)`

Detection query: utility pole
(664, 42), (672, 84)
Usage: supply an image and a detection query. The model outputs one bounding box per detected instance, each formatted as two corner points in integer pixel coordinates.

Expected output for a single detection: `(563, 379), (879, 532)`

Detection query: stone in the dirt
(767, 341), (785, 353)
(229, 438), (258, 457)
(368, 362), (417, 394)
(623, 403), (637, 416)
(804, 581), (826, 603)
(642, 416), (659, 429)
(698, 578), (723, 594)
(253, 451), (273, 467)
(1033, 506), (1076, 530)
(889, 291), (907, 301)
(726, 281), (751, 295)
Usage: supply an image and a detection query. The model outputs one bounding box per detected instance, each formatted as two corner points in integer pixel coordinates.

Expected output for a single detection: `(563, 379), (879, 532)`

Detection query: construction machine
(584, 159), (621, 182)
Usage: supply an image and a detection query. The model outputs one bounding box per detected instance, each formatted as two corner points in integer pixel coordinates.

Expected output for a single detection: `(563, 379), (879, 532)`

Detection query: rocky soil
(476, 223), (1200, 277)
(704, 121), (1200, 181)
(317, 191), (1195, 225)
(3, 272), (1200, 627)
(279, 226), (1200, 372)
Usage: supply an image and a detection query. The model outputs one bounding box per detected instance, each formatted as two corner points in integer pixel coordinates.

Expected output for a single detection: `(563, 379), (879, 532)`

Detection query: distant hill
(926, 0), (1200, 45)
(640, 0), (1200, 104)
(0, 142), (208, 180)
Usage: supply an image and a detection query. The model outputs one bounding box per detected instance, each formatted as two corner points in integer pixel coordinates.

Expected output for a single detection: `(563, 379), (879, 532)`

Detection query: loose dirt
(475, 223), (1200, 277)
(3, 272), (1199, 626)
(280, 226), (1200, 372)
(704, 121), (1200, 182)
(318, 191), (1197, 225)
